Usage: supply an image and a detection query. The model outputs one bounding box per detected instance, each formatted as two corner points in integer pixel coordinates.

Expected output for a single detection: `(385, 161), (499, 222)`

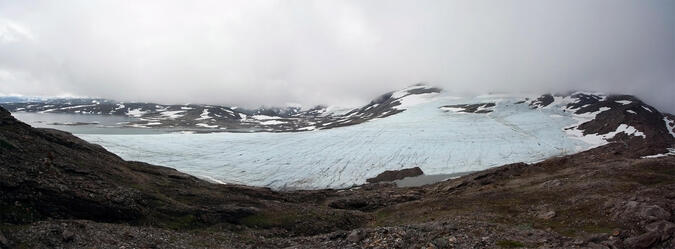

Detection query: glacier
(79, 93), (599, 190)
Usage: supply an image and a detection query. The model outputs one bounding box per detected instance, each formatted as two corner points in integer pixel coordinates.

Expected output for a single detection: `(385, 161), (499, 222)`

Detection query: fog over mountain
(0, 0), (673, 111)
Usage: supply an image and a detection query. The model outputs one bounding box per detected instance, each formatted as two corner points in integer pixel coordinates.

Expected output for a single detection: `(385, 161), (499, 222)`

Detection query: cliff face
(1, 106), (674, 248)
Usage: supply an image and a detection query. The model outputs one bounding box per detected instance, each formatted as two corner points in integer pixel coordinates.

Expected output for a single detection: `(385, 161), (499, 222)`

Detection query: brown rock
(347, 230), (365, 242)
(639, 205), (671, 221)
(645, 220), (675, 240)
(537, 211), (556, 220)
(366, 167), (424, 183)
(624, 231), (660, 249)
(540, 179), (562, 188)
(61, 230), (75, 242)
(0, 232), (8, 247)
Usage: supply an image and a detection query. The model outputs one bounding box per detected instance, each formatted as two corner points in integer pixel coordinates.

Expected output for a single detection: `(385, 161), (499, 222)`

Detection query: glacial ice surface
(81, 95), (595, 190)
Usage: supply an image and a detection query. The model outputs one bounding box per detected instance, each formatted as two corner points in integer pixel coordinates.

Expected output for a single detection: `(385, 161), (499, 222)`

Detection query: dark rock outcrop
(440, 103), (496, 114)
(574, 95), (674, 155)
(530, 94), (554, 108)
(366, 167), (424, 183)
(318, 85), (442, 129)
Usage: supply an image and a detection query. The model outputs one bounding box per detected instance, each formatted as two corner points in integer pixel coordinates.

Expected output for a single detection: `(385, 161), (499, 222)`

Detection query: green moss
(496, 240), (525, 248)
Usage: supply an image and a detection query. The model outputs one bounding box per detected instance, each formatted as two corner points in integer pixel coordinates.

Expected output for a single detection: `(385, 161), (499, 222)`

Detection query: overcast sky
(0, 1), (673, 111)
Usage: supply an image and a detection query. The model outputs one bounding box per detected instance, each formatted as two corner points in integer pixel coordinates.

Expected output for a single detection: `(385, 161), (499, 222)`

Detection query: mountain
(2, 85), (673, 140)
(0, 85), (443, 132)
(1, 102), (674, 248)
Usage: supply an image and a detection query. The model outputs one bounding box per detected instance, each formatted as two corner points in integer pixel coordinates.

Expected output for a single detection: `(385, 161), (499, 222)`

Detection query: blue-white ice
(80, 94), (593, 190)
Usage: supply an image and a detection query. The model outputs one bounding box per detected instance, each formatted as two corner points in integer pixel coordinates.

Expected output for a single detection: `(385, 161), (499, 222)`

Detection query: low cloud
(0, 0), (673, 111)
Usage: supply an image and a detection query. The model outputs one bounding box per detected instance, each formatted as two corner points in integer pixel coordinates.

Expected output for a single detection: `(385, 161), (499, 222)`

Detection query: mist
(0, 0), (673, 111)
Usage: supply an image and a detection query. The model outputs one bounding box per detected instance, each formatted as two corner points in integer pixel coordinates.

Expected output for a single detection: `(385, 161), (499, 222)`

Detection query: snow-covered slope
(78, 88), (674, 190)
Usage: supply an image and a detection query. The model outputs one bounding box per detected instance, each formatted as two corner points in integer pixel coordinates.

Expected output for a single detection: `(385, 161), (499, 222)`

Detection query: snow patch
(196, 123), (218, 128)
(567, 123), (646, 146)
(390, 85), (433, 99)
(393, 92), (439, 110)
(439, 107), (465, 113)
(626, 110), (637, 114)
(297, 126), (316, 131)
(476, 104), (494, 113)
(564, 107), (611, 145)
(641, 148), (675, 159)
(160, 110), (186, 119)
(196, 109), (211, 120)
(664, 117), (675, 138)
(127, 108), (147, 117)
(58, 104), (97, 110)
(221, 108), (234, 114)
(615, 100), (631, 105)
(613, 124), (646, 138)
(251, 115), (280, 120)
(320, 105), (354, 117)
(259, 120), (287, 125)
(201, 175), (227, 184)
(127, 123), (149, 128)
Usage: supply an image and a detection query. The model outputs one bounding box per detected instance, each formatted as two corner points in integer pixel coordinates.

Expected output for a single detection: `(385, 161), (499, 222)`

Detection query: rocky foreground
(0, 105), (674, 248)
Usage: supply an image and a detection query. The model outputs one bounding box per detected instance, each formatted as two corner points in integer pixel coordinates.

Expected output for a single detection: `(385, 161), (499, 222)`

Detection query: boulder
(347, 230), (365, 242)
(366, 167), (424, 183)
(537, 211), (556, 220)
(0, 232), (8, 248)
(645, 220), (675, 241)
(624, 231), (660, 249)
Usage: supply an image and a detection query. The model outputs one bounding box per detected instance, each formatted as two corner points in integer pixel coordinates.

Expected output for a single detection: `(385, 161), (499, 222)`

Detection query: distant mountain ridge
(0, 85), (442, 132)
(1, 84), (674, 154)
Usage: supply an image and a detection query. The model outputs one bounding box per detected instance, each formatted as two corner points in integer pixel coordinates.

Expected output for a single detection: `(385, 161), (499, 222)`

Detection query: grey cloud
(0, 0), (673, 112)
